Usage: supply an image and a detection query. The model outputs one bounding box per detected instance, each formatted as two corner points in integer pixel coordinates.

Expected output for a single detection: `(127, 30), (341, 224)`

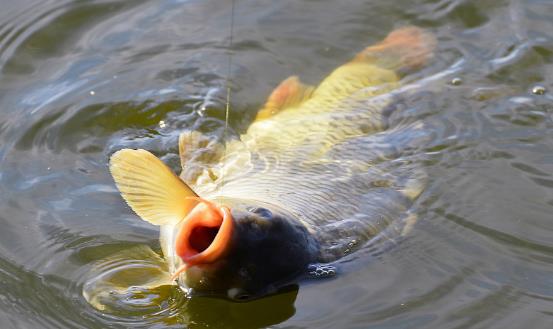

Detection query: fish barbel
(108, 26), (435, 300)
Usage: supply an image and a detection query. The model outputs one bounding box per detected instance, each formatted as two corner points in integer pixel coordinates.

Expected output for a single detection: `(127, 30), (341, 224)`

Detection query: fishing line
(220, 0), (236, 193)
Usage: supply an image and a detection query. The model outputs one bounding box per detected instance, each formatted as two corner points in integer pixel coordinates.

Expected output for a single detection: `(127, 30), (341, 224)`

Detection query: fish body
(109, 27), (435, 300)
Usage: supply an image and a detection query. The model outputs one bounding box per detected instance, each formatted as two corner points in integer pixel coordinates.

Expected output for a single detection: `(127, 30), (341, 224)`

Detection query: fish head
(174, 199), (319, 301)
(108, 149), (319, 300)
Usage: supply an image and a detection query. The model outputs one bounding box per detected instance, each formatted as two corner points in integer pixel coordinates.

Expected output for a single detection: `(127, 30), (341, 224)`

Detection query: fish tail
(354, 26), (436, 73)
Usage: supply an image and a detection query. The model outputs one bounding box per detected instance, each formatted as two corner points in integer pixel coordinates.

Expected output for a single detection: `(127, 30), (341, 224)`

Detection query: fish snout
(173, 199), (234, 278)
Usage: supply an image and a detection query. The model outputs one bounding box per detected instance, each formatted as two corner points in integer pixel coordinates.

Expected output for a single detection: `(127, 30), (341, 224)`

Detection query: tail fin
(354, 26), (436, 73)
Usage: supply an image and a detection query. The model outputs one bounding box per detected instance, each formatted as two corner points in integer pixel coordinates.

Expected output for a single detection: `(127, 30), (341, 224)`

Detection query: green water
(0, 0), (552, 328)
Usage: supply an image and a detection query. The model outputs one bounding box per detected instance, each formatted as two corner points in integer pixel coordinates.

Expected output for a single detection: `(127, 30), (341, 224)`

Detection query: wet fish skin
(180, 201), (320, 300)
(193, 27), (434, 259)
(108, 26), (435, 300)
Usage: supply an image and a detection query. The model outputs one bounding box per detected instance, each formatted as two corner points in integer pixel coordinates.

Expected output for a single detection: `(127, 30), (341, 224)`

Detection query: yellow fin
(109, 149), (198, 226)
(255, 76), (314, 121)
(354, 26), (436, 72)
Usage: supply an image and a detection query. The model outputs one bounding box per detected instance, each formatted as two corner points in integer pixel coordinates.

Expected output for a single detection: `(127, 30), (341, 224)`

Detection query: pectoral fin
(255, 76), (314, 121)
(110, 149), (199, 226)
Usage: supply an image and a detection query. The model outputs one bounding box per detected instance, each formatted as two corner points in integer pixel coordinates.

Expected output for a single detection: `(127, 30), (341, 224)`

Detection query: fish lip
(175, 200), (234, 267)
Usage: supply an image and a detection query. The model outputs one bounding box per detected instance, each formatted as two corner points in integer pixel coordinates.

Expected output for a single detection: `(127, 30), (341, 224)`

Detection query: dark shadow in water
(177, 285), (299, 329)
(81, 241), (299, 328)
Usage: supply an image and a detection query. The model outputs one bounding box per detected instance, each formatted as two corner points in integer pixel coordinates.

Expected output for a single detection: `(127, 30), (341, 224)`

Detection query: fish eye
(249, 207), (272, 219)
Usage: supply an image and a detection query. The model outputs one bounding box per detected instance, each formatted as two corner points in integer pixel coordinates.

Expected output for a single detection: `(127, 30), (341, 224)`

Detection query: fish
(108, 26), (435, 301)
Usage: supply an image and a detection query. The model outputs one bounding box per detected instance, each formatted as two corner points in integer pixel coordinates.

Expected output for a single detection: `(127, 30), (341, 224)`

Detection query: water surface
(0, 0), (552, 328)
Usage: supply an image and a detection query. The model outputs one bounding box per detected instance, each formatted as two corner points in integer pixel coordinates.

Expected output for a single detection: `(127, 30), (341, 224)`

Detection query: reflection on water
(0, 0), (552, 328)
(180, 288), (298, 329)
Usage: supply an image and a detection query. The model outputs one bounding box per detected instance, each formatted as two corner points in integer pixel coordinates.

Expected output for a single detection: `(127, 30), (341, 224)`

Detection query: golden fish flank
(109, 26), (435, 300)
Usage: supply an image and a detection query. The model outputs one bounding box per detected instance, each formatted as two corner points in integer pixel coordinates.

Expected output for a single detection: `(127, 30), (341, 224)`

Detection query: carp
(108, 26), (435, 301)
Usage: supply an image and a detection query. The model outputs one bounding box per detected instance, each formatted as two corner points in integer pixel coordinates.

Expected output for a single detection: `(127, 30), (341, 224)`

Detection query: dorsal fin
(109, 149), (199, 226)
(255, 76), (314, 121)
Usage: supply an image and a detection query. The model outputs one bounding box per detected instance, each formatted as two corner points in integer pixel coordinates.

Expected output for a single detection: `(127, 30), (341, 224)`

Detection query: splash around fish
(84, 26), (435, 307)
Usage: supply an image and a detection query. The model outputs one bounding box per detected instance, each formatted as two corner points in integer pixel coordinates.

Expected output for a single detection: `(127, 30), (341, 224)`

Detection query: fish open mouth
(189, 225), (220, 253)
(173, 199), (233, 279)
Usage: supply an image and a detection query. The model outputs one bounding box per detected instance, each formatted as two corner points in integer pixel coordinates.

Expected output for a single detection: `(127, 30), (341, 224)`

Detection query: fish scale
(107, 27), (436, 293)
(206, 115), (425, 261)
(190, 27), (437, 260)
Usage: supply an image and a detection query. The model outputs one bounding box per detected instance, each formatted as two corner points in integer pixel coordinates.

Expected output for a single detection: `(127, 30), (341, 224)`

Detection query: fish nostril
(250, 207), (272, 219)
